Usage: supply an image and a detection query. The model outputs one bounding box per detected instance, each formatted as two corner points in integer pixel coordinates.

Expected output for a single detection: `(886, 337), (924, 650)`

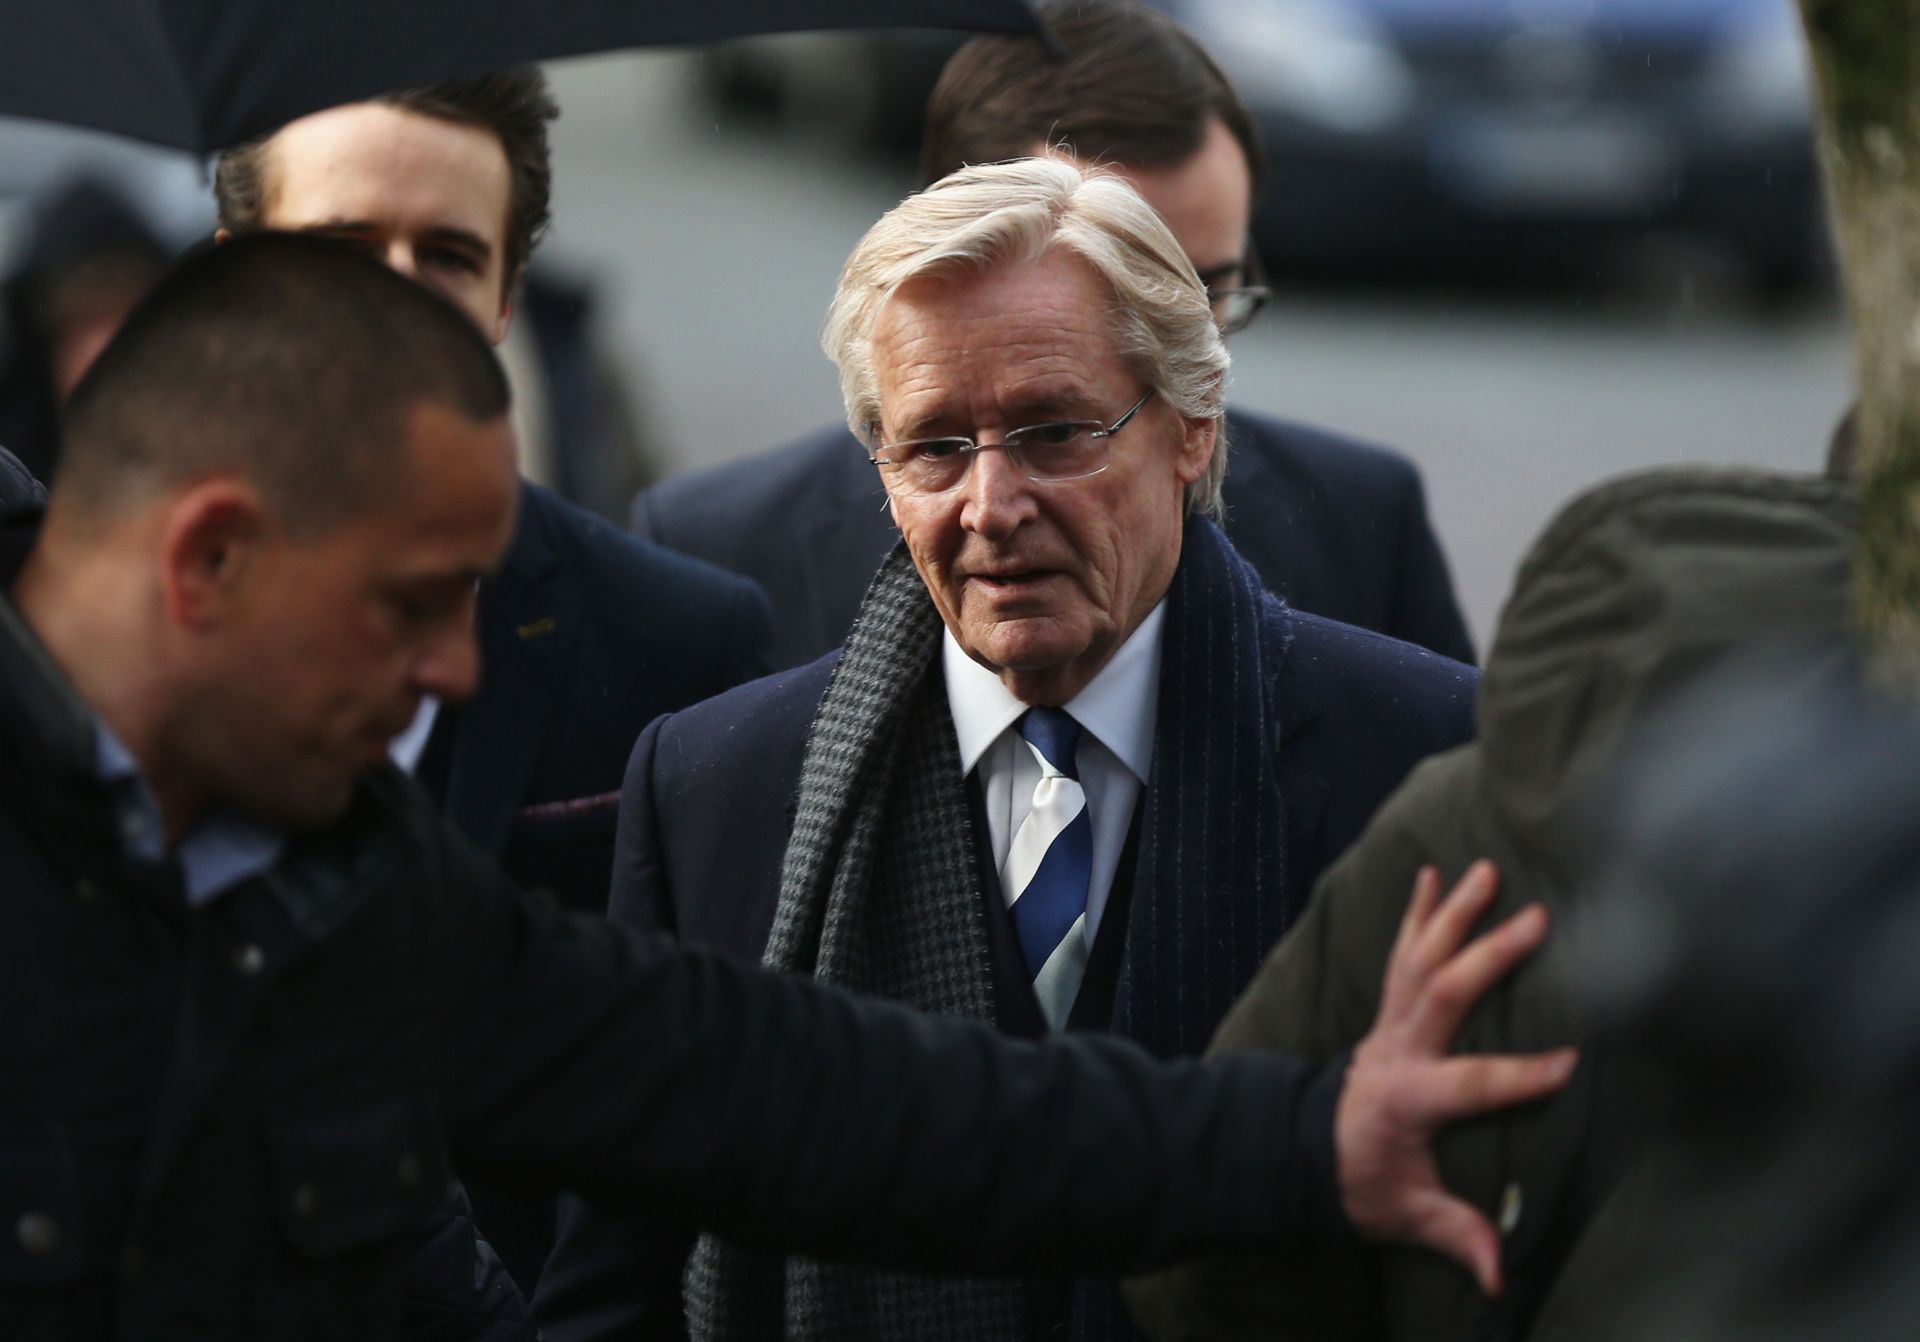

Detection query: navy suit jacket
(429, 481), (772, 916)
(631, 408), (1474, 669)
(432, 481), (771, 1291)
(536, 602), (1477, 1339)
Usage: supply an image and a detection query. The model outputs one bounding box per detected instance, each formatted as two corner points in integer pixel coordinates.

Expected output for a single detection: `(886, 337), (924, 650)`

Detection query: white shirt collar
(943, 598), (1166, 783)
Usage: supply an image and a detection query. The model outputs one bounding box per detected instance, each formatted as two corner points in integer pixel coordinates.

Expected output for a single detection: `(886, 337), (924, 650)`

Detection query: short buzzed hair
(921, 0), (1265, 191)
(59, 233), (510, 533)
(214, 68), (559, 290)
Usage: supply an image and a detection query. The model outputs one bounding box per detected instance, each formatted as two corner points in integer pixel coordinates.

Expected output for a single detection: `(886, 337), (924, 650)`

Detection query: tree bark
(1797, 2), (1920, 684)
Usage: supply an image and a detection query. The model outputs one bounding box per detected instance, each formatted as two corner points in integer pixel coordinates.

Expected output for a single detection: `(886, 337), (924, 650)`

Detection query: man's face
(874, 249), (1213, 706)
(258, 103), (515, 343)
(1046, 117), (1254, 311)
(180, 404), (519, 829)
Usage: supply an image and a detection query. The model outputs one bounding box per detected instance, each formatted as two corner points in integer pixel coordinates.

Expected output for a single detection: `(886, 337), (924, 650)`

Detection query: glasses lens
(879, 439), (972, 494)
(1213, 287), (1270, 336)
(1007, 422), (1108, 481)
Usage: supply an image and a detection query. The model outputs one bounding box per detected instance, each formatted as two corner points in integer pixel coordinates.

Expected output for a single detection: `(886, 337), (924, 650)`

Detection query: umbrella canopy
(1, 0), (1042, 154)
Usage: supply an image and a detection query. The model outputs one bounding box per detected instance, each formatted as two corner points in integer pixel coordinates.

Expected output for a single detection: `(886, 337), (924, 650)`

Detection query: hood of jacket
(1473, 466), (1855, 879)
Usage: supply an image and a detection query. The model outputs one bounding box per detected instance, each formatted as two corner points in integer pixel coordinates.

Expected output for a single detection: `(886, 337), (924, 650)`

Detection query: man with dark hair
(213, 73), (772, 1282)
(632, 0), (1473, 670)
(0, 231), (1570, 1342)
(215, 69), (558, 299)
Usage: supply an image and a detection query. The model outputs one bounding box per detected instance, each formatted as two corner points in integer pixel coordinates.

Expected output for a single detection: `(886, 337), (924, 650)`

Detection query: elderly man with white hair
(538, 157), (1481, 1341)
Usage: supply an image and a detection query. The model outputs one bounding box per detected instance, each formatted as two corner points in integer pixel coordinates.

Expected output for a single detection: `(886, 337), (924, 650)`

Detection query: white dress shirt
(943, 600), (1166, 950)
(389, 695), (442, 774)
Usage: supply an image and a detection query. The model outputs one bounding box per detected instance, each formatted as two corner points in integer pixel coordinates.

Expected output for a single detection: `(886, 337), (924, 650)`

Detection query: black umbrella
(1, 0), (1041, 154)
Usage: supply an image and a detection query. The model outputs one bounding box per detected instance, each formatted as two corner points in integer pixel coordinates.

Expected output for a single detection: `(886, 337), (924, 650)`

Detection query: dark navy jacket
(0, 516), (1356, 1341)
(430, 481), (771, 917)
(630, 408), (1474, 670)
(537, 583), (1477, 1339)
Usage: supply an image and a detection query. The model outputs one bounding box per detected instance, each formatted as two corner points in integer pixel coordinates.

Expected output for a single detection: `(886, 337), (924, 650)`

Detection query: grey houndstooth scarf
(684, 542), (1029, 1342)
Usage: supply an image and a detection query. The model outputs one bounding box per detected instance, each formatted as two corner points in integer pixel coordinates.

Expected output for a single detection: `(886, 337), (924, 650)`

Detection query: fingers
(1405, 860), (1500, 987)
(1415, 1048), (1580, 1123)
(1382, 866), (1444, 1011)
(1411, 901), (1549, 1050)
(1413, 1193), (1506, 1297)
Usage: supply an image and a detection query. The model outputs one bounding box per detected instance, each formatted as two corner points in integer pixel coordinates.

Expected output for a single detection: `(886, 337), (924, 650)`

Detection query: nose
(385, 242), (422, 281)
(957, 442), (1038, 541)
(412, 619), (482, 704)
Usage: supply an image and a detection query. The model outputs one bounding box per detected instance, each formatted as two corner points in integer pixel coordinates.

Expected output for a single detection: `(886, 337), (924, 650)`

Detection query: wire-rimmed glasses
(870, 390), (1156, 496)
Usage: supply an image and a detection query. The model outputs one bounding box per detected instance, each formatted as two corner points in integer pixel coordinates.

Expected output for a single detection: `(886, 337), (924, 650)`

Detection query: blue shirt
(92, 718), (284, 905)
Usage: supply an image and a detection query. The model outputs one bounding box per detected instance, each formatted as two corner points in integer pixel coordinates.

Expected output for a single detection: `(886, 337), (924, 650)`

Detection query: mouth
(966, 569), (1060, 594)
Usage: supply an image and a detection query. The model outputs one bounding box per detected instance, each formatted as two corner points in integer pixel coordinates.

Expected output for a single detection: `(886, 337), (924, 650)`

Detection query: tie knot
(1018, 707), (1082, 779)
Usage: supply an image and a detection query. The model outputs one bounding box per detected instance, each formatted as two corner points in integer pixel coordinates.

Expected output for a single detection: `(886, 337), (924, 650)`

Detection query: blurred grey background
(536, 49), (1850, 650)
(0, 35), (1854, 652)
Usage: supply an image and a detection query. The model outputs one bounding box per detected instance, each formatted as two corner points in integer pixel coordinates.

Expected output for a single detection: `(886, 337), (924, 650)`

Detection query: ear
(213, 227), (233, 246)
(1174, 413), (1218, 488)
(157, 481), (269, 633)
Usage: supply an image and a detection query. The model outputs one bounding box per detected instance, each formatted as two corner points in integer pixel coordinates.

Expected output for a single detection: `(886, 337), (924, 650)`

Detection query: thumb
(1416, 1193), (1505, 1298)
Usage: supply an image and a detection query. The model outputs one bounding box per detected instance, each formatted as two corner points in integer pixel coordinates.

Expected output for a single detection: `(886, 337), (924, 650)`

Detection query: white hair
(823, 155), (1231, 518)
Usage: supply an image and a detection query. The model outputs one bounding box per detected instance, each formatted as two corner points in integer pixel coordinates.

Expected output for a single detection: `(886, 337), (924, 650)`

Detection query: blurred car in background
(1188, 0), (1824, 293)
(705, 0), (1824, 294)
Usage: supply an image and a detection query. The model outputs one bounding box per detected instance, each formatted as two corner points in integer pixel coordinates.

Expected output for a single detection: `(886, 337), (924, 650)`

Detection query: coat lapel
(441, 486), (580, 857)
(1270, 633), (1330, 873)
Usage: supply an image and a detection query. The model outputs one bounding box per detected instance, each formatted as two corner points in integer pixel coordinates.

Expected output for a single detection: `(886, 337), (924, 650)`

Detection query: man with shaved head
(0, 234), (1569, 1342)
(214, 71), (775, 1285)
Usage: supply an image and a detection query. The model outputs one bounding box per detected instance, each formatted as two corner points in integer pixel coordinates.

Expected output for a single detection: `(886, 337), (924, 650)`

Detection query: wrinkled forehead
(869, 252), (1135, 426)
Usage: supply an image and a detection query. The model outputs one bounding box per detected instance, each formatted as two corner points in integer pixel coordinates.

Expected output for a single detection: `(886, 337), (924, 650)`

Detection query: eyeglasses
(870, 390), (1156, 497)
(1197, 240), (1271, 337)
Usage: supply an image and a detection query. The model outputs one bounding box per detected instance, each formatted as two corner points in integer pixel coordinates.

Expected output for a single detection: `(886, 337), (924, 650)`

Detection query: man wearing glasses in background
(631, 0), (1475, 669)
(537, 153), (1480, 1342)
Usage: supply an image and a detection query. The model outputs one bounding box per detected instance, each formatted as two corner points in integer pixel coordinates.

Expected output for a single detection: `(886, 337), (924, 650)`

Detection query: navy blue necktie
(1003, 707), (1093, 1028)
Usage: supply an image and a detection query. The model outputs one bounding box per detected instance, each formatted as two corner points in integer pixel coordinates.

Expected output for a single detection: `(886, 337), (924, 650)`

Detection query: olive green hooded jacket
(1125, 466), (1856, 1342)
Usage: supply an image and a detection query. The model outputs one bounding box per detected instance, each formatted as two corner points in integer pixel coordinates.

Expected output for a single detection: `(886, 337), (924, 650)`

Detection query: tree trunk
(1797, 2), (1920, 685)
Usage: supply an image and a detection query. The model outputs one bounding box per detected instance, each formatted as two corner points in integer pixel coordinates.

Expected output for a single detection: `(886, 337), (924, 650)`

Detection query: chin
(969, 623), (1088, 677)
(251, 779), (358, 833)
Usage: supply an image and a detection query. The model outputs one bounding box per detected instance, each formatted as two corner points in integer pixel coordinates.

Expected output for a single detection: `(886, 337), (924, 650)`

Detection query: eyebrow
(889, 390), (1090, 442)
(297, 220), (494, 260)
(391, 564), (492, 593)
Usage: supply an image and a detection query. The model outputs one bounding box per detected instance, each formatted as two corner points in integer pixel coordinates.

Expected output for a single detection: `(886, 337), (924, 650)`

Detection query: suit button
(396, 1153), (423, 1191)
(16, 1211), (61, 1256)
(232, 943), (266, 975)
(292, 1184), (318, 1219)
(74, 877), (100, 903)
